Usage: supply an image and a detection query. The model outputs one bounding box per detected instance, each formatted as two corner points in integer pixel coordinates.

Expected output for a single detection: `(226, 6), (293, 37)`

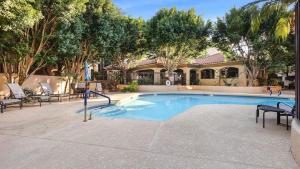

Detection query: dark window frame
(201, 69), (215, 79)
(221, 67), (239, 78)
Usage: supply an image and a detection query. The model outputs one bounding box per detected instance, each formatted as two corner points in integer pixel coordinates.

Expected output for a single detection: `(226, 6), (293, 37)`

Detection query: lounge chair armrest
(277, 102), (294, 109)
(257, 105), (264, 108)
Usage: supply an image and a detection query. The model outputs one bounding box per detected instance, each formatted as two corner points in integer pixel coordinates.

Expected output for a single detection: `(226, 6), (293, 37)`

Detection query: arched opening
(221, 67), (239, 78)
(174, 69), (185, 85)
(190, 69), (199, 85)
(137, 69), (154, 85)
(201, 69), (215, 79)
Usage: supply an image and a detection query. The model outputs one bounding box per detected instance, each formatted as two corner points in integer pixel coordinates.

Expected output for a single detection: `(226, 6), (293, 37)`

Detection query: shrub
(122, 81), (138, 92)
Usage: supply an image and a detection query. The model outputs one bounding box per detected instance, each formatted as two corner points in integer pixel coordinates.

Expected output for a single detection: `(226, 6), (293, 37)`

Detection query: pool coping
(77, 91), (294, 116)
(93, 92), (295, 109)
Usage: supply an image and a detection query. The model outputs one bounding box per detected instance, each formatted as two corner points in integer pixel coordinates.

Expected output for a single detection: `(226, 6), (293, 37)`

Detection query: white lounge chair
(40, 83), (69, 101)
(0, 99), (22, 113)
(7, 83), (50, 106)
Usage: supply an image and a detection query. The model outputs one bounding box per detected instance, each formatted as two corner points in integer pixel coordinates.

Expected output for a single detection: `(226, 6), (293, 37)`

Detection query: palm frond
(275, 17), (291, 40)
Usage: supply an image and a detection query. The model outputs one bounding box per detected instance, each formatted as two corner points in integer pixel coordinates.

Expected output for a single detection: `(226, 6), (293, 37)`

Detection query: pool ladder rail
(84, 90), (112, 122)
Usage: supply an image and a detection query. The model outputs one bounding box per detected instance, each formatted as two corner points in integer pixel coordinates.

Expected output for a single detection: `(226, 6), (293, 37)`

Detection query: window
(221, 67), (239, 78)
(137, 70), (154, 85)
(201, 69), (215, 79)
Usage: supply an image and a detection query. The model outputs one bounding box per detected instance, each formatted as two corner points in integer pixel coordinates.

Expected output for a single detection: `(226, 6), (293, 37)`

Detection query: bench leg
(39, 99), (42, 107)
(1, 105), (3, 113)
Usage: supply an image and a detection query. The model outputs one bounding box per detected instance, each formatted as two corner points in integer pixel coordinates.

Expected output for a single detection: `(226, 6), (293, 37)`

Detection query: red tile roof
(194, 53), (225, 65)
(137, 59), (157, 65)
(105, 53), (227, 70)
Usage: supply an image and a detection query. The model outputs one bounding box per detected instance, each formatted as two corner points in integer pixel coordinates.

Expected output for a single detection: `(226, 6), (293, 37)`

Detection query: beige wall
(0, 74), (68, 97)
(199, 64), (247, 86)
(0, 74), (9, 96)
(118, 84), (267, 94)
(130, 63), (247, 87)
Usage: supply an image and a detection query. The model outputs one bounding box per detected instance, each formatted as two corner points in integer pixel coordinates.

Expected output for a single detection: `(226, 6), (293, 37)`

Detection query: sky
(113, 0), (253, 21)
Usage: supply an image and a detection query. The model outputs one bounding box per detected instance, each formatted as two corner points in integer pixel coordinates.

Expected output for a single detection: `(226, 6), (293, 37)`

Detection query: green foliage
(0, 0), (42, 33)
(213, 5), (295, 86)
(52, 0), (121, 80)
(244, 0), (295, 40)
(92, 14), (144, 69)
(122, 81), (138, 92)
(275, 17), (290, 40)
(0, 0), (295, 88)
(145, 8), (210, 74)
(55, 15), (87, 58)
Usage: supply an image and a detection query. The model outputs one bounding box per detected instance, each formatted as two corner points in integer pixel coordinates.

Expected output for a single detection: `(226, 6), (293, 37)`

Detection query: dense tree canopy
(0, 0), (89, 83)
(244, 0), (296, 40)
(213, 5), (295, 86)
(145, 8), (211, 81)
(0, 0), (296, 88)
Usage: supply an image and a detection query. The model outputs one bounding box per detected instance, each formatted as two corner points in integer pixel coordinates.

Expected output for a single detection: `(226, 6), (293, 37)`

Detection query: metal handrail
(83, 90), (111, 122)
(89, 90), (111, 105)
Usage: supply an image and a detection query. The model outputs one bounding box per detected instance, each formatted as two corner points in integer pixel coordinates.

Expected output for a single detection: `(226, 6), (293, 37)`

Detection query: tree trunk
(123, 70), (127, 84)
(166, 70), (174, 85)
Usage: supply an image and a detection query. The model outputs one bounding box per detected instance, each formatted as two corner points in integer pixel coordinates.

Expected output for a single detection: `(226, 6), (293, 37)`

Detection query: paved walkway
(0, 93), (298, 169)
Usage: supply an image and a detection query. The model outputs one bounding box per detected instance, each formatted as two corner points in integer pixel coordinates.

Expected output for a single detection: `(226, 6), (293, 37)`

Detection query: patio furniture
(40, 83), (69, 101)
(6, 83), (50, 107)
(72, 82), (86, 98)
(0, 99), (22, 113)
(90, 82), (103, 97)
(95, 83), (103, 93)
(256, 102), (295, 130)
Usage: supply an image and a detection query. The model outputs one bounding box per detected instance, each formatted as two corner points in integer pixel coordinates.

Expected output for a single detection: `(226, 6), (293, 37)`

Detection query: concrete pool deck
(0, 93), (299, 169)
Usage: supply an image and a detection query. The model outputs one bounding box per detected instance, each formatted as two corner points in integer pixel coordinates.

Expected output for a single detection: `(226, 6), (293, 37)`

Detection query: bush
(122, 81), (138, 92)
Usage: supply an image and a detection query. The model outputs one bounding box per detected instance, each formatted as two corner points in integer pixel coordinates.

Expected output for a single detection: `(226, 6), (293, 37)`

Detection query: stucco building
(122, 53), (248, 86)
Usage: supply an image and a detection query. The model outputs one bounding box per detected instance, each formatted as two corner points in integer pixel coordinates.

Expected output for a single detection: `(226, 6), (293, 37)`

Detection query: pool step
(91, 106), (127, 117)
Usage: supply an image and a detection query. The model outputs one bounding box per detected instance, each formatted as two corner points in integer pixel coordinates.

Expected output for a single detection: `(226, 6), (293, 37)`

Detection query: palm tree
(244, 0), (297, 40)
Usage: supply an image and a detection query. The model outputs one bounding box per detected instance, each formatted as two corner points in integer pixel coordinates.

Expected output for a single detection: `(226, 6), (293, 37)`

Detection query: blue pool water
(89, 94), (295, 121)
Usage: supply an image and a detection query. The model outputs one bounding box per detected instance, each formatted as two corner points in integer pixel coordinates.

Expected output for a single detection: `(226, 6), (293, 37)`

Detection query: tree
(244, 0), (296, 40)
(93, 14), (145, 83)
(0, 0), (87, 84)
(145, 8), (210, 83)
(0, 0), (42, 83)
(213, 6), (294, 86)
(54, 0), (120, 82)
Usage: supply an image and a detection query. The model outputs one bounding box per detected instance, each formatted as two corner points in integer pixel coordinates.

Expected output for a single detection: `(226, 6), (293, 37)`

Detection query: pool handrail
(89, 90), (111, 105)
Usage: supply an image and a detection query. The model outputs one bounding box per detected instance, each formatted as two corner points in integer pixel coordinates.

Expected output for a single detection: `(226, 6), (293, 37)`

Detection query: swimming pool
(89, 94), (295, 121)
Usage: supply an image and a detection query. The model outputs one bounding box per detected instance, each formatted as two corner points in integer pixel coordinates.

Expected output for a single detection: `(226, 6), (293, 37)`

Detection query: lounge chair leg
(256, 109), (259, 123)
(287, 115), (289, 130)
(277, 112), (280, 125)
(263, 111), (266, 128)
